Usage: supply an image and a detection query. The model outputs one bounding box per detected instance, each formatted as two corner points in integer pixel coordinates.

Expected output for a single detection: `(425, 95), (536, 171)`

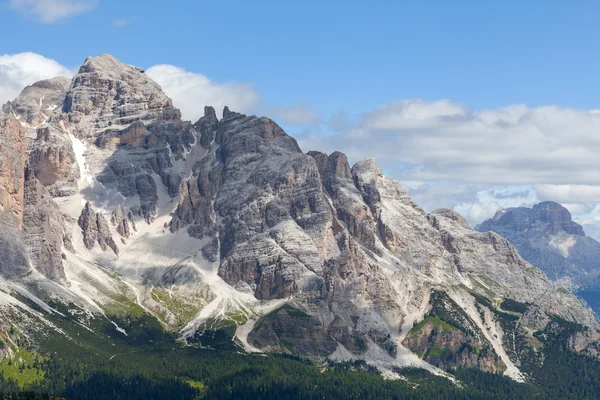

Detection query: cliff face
(0, 54), (597, 383)
(0, 115), (29, 279)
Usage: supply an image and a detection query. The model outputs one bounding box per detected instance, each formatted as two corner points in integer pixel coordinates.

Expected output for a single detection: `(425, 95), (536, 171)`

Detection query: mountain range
(0, 54), (599, 396)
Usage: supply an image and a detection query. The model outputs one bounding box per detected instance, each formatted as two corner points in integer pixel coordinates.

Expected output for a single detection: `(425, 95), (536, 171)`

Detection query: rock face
(22, 169), (72, 280)
(476, 201), (600, 316)
(111, 205), (131, 238)
(0, 115), (30, 278)
(2, 77), (71, 128)
(0, 54), (598, 383)
(28, 125), (80, 197)
(64, 54), (179, 137)
(78, 202), (118, 255)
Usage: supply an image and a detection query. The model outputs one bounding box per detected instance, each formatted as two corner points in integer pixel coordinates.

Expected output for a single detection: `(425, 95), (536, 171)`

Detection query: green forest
(0, 296), (599, 400)
(1, 322), (600, 400)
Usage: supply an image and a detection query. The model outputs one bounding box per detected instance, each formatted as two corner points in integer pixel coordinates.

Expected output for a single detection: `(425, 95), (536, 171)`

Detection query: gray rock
(476, 202), (600, 290)
(28, 125), (79, 197)
(78, 202), (98, 250)
(77, 202), (118, 255)
(111, 205), (131, 238)
(22, 169), (71, 280)
(2, 77), (70, 127)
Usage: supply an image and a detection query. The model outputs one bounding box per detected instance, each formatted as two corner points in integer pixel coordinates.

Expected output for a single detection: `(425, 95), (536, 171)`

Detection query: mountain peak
(79, 53), (140, 76)
(478, 201), (585, 237)
(533, 201), (584, 236)
(65, 54), (179, 134)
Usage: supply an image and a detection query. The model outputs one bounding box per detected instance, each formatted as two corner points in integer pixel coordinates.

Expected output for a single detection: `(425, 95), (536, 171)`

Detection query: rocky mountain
(0, 54), (598, 384)
(476, 201), (600, 315)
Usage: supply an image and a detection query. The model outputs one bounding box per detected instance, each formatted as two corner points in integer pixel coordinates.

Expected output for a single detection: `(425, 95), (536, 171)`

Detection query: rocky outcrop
(78, 202), (118, 255)
(64, 54), (179, 137)
(28, 125), (79, 197)
(248, 305), (338, 356)
(431, 208), (470, 229)
(111, 205), (131, 238)
(403, 318), (504, 373)
(22, 169), (72, 280)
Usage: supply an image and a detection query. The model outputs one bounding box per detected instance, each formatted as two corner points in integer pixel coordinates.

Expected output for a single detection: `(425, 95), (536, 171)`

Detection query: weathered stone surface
(248, 305), (338, 356)
(194, 106), (218, 147)
(403, 318), (504, 373)
(2, 77), (70, 127)
(78, 202), (98, 250)
(0, 210), (29, 279)
(28, 125), (79, 197)
(22, 169), (71, 280)
(96, 212), (118, 254)
(64, 54), (179, 137)
(431, 208), (470, 229)
(77, 201), (118, 255)
(111, 205), (130, 238)
(0, 115), (30, 279)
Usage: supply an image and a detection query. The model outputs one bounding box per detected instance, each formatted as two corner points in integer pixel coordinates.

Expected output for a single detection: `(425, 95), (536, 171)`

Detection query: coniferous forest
(1, 314), (600, 400)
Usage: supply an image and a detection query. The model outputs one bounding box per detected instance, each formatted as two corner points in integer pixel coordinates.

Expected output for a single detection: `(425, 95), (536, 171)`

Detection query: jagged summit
(0, 54), (598, 382)
(64, 53), (180, 136)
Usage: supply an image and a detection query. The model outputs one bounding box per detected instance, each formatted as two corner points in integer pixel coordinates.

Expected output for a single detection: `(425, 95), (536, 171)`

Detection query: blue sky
(3, 0), (600, 236)
(2, 1), (600, 114)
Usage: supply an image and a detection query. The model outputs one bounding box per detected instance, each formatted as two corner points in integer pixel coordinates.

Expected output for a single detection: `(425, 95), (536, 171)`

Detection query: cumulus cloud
(0, 52), (73, 105)
(275, 105), (320, 125)
(9, 0), (96, 23)
(533, 184), (600, 204)
(146, 64), (259, 121)
(303, 100), (600, 186)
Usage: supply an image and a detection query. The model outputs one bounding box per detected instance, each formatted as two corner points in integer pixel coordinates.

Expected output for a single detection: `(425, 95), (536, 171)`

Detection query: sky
(2, 0), (600, 237)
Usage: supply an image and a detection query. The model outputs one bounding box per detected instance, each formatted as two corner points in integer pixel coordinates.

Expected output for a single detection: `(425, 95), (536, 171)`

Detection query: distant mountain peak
(480, 201), (585, 237)
(477, 201), (600, 312)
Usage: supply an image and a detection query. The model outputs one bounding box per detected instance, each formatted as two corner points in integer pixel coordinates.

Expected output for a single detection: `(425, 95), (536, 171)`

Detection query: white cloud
(0, 52), (73, 105)
(275, 105), (320, 125)
(113, 18), (129, 27)
(562, 203), (595, 215)
(302, 100), (600, 186)
(146, 64), (259, 121)
(533, 184), (600, 204)
(453, 186), (537, 226)
(9, 0), (96, 23)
